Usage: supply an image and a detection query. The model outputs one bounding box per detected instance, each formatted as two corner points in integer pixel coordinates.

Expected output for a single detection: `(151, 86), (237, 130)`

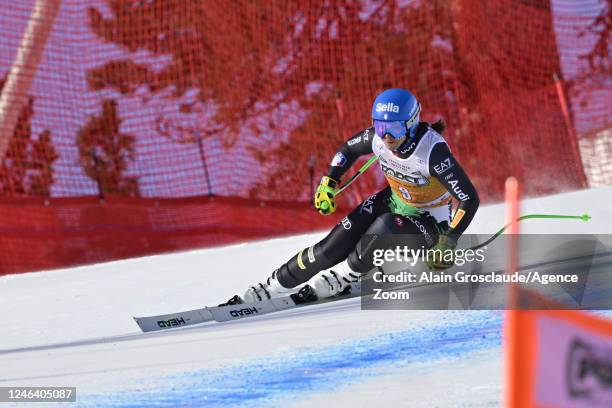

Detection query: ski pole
(468, 213), (591, 250)
(318, 155), (379, 213)
(335, 155), (379, 195)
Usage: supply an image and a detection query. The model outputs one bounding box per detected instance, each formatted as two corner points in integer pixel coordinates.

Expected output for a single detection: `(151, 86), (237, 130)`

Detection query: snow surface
(1, 186), (611, 407)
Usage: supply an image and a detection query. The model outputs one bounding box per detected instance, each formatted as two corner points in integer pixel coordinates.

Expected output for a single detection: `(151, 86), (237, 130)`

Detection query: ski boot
(219, 269), (291, 306)
(293, 260), (361, 303)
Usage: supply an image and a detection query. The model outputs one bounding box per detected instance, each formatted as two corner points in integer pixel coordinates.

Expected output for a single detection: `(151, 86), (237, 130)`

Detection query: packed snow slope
(1, 186), (611, 407)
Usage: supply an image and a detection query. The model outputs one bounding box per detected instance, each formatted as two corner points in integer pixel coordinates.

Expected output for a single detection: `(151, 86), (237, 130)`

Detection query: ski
(134, 246), (612, 333)
(207, 295), (296, 322)
(133, 283), (361, 332)
(134, 307), (214, 332)
(206, 282), (363, 323)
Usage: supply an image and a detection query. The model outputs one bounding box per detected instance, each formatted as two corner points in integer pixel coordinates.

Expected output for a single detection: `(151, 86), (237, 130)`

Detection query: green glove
(426, 235), (457, 270)
(314, 176), (338, 215)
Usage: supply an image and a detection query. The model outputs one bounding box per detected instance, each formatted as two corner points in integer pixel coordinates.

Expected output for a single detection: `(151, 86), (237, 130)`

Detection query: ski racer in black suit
(222, 88), (479, 305)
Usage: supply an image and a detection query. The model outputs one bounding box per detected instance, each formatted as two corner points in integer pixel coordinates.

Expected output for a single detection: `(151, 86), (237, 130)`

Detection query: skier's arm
(314, 127), (375, 215)
(428, 143), (480, 241)
(326, 127), (375, 182)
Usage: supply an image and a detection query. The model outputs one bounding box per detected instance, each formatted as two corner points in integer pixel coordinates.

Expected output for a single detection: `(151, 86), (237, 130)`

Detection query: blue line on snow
(80, 311), (503, 407)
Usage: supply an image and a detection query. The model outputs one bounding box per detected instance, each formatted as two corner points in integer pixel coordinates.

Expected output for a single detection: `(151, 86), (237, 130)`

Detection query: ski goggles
(373, 120), (409, 139)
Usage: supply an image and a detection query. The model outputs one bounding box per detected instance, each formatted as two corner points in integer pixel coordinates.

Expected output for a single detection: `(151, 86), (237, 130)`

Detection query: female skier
(222, 88), (479, 305)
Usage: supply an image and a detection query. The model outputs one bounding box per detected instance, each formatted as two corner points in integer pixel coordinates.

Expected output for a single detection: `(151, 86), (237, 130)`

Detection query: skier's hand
(426, 235), (457, 270)
(314, 176), (338, 215)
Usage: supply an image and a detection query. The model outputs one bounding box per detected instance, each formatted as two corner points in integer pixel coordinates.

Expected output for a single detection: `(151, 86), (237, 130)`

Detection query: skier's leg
(223, 189), (392, 304)
(307, 212), (440, 299)
(347, 212), (439, 273)
(274, 190), (391, 289)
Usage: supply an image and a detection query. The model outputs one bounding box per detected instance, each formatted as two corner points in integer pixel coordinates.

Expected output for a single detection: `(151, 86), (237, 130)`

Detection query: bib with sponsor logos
(372, 129), (451, 212)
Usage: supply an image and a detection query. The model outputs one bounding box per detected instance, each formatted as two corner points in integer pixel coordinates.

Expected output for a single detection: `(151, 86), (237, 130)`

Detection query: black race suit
(276, 122), (479, 289)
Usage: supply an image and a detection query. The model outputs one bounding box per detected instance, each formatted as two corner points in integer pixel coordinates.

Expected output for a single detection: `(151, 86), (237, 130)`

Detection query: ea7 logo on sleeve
(331, 152), (347, 167)
(375, 102), (399, 113)
(433, 157), (454, 174)
(363, 128), (370, 141)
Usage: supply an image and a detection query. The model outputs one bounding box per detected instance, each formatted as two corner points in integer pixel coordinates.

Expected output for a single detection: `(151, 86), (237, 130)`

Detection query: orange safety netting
(0, 195), (342, 274)
(0, 0), (609, 274)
